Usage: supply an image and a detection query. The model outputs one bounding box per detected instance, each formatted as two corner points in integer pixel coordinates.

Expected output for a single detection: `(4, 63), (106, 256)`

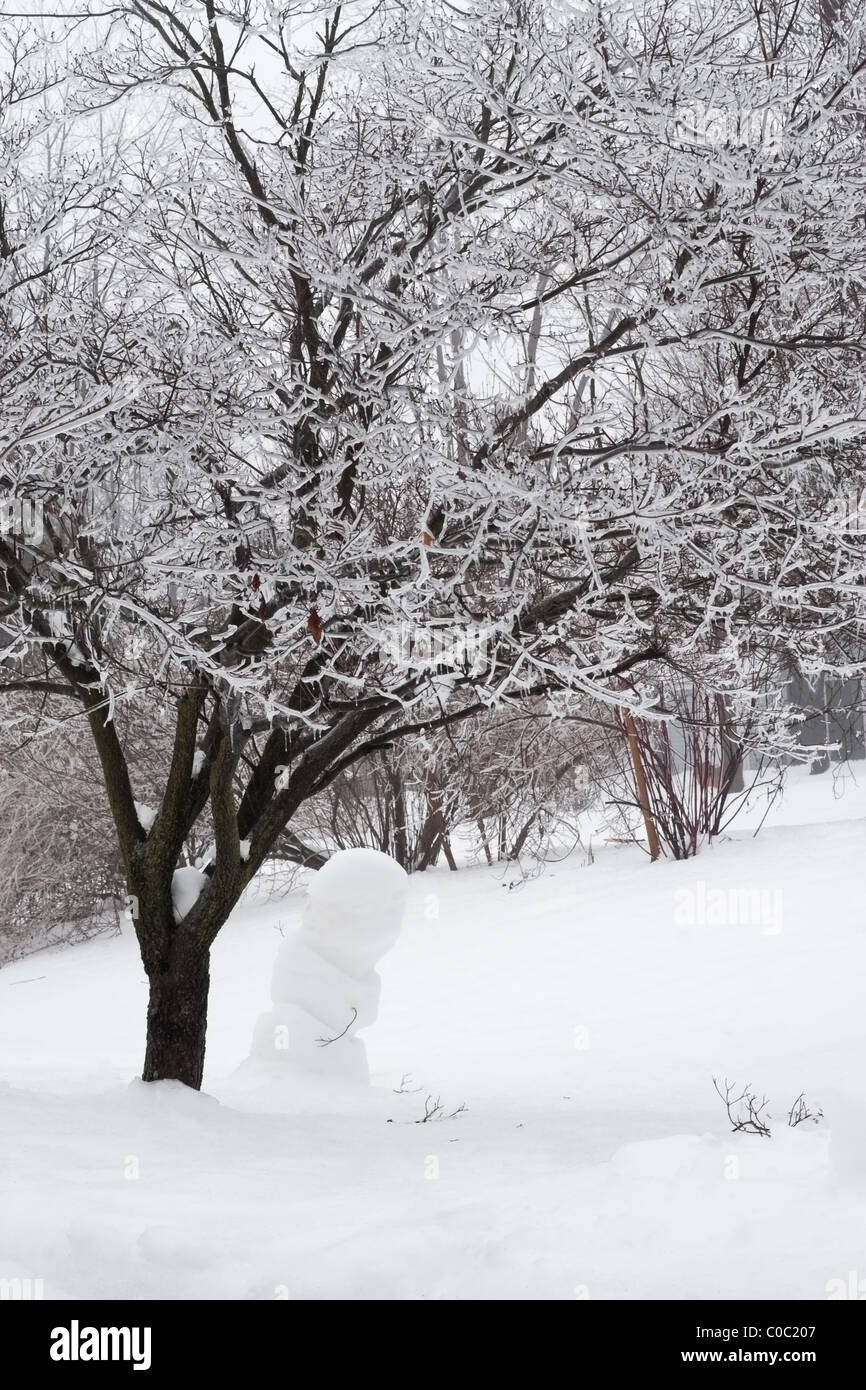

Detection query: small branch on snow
(414, 1094), (468, 1124)
(787, 1092), (823, 1128)
(392, 1072), (423, 1094)
(713, 1076), (772, 1137)
(316, 1008), (358, 1047)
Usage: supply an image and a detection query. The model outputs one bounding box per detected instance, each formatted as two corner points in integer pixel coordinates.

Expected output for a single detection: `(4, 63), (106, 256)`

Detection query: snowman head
(301, 847), (409, 977)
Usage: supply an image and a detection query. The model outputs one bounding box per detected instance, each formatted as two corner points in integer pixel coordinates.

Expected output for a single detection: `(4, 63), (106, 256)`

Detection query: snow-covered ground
(2, 766), (866, 1300)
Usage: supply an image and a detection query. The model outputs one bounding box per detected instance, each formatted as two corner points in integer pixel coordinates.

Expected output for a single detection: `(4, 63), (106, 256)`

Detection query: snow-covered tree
(1, 0), (864, 1086)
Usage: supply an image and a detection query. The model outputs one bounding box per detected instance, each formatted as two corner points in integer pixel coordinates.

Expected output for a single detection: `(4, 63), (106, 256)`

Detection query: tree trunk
(508, 811), (537, 861)
(476, 817), (493, 865)
(424, 775), (457, 871)
(623, 709), (662, 862)
(385, 762), (410, 870)
(142, 939), (210, 1090)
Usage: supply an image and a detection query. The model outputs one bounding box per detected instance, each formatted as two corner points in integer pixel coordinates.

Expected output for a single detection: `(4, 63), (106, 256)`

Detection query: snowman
(251, 848), (409, 1082)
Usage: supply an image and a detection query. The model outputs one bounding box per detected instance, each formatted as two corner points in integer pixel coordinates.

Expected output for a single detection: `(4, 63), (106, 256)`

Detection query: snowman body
(251, 848), (409, 1082)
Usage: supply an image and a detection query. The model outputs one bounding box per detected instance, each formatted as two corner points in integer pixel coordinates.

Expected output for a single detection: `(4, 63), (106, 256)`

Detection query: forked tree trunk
(141, 927), (211, 1090)
(508, 811), (537, 862)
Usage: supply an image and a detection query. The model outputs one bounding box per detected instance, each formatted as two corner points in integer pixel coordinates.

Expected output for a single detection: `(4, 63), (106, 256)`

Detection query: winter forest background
(2, 0), (866, 1303)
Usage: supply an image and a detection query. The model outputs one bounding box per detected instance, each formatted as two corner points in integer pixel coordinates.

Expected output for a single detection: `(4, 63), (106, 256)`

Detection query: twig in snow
(392, 1072), (423, 1094)
(787, 1092), (823, 1128)
(316, 1008), (358, 1047)
(414, 1093), (468, 1123)
(713, 1076), (772, 1137)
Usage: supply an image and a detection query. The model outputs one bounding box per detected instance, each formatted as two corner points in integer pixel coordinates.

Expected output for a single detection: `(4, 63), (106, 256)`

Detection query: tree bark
(476, 817), (493, 865)
(384, 760), (410, 870)
(623, 709), (662, 862)
(142, 936), (210, 1090)
(508, 812), (537, 861)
